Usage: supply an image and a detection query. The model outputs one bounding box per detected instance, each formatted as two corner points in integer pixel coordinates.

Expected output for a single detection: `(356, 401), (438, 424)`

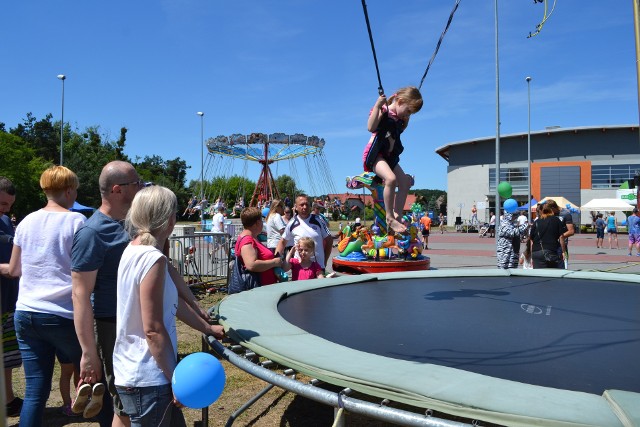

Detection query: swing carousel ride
(201, 132), (336, 208)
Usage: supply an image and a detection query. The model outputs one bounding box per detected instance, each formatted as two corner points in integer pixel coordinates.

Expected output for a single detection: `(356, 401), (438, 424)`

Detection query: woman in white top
(6, 166), (86, 425)
(265, 199), (287, 254)
(113, 186), (224, 427)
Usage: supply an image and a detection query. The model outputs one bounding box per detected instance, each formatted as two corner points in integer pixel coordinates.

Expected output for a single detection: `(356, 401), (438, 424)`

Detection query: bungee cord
(360, 0), (462, 94)
(527, 0), (557, 38)
(361, 0), (384, 95)
(418, 0), (462, 91)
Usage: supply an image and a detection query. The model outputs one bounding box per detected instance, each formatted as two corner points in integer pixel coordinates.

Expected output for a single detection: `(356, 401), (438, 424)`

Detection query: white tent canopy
(580, 198), (635, 212)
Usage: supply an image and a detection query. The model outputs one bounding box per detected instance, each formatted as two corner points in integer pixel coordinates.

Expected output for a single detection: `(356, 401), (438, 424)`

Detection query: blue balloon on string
(261, 207), (270, 217)
(172, 352), (226, 409)
(503, 198), (518, 214)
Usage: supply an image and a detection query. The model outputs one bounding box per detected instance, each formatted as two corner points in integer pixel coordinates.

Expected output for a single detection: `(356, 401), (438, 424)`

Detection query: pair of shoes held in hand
(72, 382), (106, 418)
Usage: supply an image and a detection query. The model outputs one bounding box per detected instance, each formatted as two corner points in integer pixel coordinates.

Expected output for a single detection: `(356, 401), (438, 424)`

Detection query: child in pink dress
(283, 237), (325, 281)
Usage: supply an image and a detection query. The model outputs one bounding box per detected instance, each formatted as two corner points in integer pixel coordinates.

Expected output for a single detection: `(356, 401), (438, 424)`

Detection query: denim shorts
(116, 383), (185, 427)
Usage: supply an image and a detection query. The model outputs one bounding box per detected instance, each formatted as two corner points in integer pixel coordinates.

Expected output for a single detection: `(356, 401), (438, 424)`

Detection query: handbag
(536, 225), (560, 264)
(228, 235), (262, 294)
(228, 255), (261, 294)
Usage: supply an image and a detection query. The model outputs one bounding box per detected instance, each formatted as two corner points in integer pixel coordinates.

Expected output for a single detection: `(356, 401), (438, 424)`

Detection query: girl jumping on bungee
(362, 86), (423, 234)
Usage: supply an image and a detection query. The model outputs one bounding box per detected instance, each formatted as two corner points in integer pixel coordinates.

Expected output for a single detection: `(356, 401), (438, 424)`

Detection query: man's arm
(72, 270), (102, 384)
(323, 234), (333, 268)
(564, 223), (575, 238)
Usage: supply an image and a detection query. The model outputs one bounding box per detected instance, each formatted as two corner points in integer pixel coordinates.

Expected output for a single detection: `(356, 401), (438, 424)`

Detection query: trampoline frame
(213, 269), (640, 427)
(206, 336), (471, 426)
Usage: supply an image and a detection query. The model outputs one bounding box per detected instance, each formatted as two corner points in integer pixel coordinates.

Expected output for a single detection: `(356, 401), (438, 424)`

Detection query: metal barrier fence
(169, 228), (233, 292)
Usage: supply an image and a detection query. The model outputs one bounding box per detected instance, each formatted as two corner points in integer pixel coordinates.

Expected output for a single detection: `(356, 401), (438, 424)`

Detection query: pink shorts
(629, 234), (640, 244)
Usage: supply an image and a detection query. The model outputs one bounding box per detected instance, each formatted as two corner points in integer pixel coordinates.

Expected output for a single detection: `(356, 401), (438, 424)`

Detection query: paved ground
(329, 229), (640, 275)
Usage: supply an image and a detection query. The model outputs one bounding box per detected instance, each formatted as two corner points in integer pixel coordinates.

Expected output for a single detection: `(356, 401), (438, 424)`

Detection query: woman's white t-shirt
(14, 210), (86, 319)
(266, 213), (287, 249)
(114, 244), (178, 387)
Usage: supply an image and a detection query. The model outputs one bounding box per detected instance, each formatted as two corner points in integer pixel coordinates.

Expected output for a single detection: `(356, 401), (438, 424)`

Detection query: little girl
(362, 86), (423, 234)
(283, 237), (325, 281)
(519, 243), (533, 270)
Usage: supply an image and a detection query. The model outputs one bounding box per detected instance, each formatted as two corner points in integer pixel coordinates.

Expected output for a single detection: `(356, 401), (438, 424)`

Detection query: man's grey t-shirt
(71, 210), (129, 319)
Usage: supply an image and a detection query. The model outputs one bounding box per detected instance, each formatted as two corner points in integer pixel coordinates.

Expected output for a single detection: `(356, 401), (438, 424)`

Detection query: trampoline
(215, 269), (640, 426)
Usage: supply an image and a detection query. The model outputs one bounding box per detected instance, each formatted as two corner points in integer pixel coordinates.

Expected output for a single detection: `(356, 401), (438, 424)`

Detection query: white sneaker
(83, 383), (106, 419)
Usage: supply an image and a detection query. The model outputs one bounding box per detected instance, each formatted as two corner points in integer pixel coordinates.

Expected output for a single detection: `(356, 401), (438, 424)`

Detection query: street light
(197, 112), (205, 227)
(57, 74), (66, 165)
(526, 76), (532, 223)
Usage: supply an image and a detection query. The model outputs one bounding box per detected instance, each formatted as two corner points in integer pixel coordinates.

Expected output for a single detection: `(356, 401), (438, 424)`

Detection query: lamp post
(526, 76), (532, 223)
(57, 74), (66, 165)
(197, 112), (205, 227)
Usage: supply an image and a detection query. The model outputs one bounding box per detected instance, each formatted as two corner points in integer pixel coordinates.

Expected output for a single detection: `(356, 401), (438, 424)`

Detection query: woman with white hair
(113, 186), (224, 426)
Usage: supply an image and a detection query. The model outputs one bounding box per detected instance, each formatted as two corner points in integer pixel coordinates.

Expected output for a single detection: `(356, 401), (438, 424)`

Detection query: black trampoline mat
(277, 276), (640, 395)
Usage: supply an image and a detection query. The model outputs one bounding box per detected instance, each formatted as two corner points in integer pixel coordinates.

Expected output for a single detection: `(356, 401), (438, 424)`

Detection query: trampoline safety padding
(214, 269), (640, 427)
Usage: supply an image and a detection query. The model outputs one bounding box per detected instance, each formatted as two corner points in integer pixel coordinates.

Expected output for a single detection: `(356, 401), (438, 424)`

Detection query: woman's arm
(367, 95), (387, 132)
(168, 262), (209, 321)
(176, 298), (224, 339)
(240, 242), (282, 272)
(140, 257), (176, 382)
(7, 245), (21, 278)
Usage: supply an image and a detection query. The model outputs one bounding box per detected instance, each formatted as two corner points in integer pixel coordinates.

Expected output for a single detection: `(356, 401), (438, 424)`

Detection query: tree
(274, 174), (299, 201)
(65, 127), (123, 208)
(411, 189), (447, 213)
(10, 113), (60, 162)
(115, 127), (127, 160)
(0, 131), (50, 218)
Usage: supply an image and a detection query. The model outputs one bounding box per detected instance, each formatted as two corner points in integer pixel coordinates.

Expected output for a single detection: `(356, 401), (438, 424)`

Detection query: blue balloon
(172, 352), (225, 409)
(503, 198), (518, 214)
(262, 207), (270, 217)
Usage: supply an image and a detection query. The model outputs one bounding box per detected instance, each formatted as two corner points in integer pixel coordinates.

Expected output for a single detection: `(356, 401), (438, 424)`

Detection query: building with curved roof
(435, 125), (640, 226)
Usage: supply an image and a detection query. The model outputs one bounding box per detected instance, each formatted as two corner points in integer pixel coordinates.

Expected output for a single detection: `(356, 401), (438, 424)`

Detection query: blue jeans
(116, 384), (186, 427)
(14, 310), (81, 427)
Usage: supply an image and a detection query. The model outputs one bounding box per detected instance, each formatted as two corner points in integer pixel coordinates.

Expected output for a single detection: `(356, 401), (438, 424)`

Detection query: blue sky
(1, 1), (637, 195)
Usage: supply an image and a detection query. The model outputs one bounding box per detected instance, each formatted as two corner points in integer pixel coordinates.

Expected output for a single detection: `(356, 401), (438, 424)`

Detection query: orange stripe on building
(531, 160), (592, 200)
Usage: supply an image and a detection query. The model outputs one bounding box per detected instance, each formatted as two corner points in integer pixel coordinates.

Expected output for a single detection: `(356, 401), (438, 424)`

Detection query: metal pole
(633, 0), (640, 209)
(57, 74), (66, 165)
(197, 112), (205, 228)
(526, 76), (532, 223)
(494, 0), (501, 247)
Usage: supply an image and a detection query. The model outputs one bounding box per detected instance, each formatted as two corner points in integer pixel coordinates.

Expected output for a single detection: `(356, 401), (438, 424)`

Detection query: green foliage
(2, 113), (194, 218)
(0, 131), (49, 217)
(65, 127), (124, 208)
(136, 155), (192, 210)
(10, 113), (60, 162)
(274, 174), (298, 201)
(411, 189), (447, 213)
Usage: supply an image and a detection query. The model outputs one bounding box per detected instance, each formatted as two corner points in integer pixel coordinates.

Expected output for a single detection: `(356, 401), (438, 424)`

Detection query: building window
(488, 168), (529, 193)
(592, 164), (640, 189)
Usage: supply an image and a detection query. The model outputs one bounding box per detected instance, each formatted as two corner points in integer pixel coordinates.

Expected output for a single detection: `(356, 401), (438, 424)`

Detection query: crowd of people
(2, 159), (639, 425)
(230, 194), (334, 290)
(0, 161), (223, 427)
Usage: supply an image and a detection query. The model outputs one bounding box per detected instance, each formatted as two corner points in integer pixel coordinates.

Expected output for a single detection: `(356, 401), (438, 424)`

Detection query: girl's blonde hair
(298, 236), (315, 250)
(39, 165), (79, 196)
(388, 86), (423, 114)
(125, 186), (177, 246)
